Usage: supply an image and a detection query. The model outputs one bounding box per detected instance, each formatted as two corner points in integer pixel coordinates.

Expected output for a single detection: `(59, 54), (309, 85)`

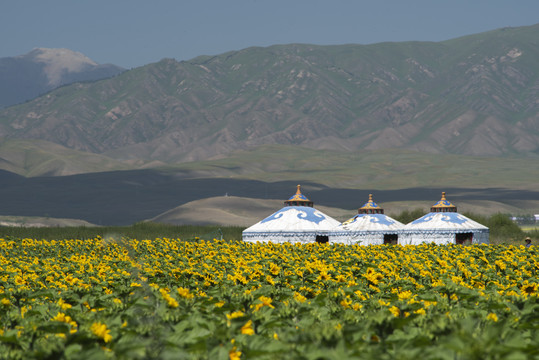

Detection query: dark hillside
(0, 169), (537, 225)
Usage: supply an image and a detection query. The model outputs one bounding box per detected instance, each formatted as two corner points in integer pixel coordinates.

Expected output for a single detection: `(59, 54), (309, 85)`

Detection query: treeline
(0, 212), (536, 245)
(0, 222), (244, 242)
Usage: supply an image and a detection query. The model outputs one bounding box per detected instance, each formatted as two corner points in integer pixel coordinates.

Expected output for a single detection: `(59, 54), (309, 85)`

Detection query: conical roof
(244, 206), (340, 232)
(404, 192), (487, 231)
(404, 212), (488, 230)
(339, 213), (404, 231)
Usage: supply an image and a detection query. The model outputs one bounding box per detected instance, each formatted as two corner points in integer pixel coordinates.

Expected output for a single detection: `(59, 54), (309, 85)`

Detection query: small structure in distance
(330, 194), (404, 245)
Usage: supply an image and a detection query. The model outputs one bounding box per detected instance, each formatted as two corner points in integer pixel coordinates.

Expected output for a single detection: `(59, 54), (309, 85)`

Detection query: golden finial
(359, 193), (383, 214)
(431, 191), (456, 212)
(284, 184), (313, 207)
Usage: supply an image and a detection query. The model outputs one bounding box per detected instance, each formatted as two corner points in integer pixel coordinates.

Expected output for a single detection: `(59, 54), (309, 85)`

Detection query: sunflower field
(1, 237), (538, 359)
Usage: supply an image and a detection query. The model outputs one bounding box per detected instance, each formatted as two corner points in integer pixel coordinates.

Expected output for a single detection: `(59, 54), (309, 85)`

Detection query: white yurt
(399, 192), (489, 245)
(242, 185), (341, 243)
(330, 194), (404, 245)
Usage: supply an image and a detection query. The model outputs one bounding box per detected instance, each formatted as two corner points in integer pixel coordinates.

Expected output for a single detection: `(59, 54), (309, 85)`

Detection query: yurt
(330, 194), (404, 245)
(399, 192), (489, 245)
(242, 185), (341, 243)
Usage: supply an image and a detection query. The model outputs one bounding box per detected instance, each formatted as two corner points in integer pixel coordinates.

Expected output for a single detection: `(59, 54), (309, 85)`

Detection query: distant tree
(392, 208), (426, 224)
(484, 213), (525, 243)
(461, 212), (488, 225)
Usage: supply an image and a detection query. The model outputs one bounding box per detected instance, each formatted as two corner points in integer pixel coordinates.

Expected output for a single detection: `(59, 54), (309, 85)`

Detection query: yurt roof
(243, 185), (340, 233)
(403, 212), (488, 230)
(243, 206), (341, 232)
(404, 192), (488, 231)
(337, 194), (403, 231)
(338, 213), (404, 231)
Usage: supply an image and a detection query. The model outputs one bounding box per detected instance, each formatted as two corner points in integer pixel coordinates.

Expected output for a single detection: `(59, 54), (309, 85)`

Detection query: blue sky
(2, 0), (538, 69)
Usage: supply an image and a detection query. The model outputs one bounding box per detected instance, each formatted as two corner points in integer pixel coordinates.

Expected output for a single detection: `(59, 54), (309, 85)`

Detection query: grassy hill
(0, 138), (131, 176)
(166, 145), (539, 191)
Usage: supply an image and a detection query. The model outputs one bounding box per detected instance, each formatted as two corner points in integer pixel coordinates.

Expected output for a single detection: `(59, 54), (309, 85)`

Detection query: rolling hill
(1, 166), (539, 226)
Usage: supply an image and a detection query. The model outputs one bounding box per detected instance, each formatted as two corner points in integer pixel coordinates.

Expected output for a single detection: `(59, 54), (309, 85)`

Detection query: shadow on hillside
(1, 169), (537, 226)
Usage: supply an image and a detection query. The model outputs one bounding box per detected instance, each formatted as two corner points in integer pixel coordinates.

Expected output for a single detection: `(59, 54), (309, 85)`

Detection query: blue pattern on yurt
(345, 214), (395, 226)
(288, 193), (309, 201)
(433, 199), (453, 207)
(260, 210), (285, 223)
(365, 214), (395, 226)
(260, 206), (326, 224)
(412, 212), (468, 225)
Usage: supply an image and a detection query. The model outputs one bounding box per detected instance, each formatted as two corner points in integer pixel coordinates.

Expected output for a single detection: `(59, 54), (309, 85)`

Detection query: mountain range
(0, 48), (125, 109)
(1, 24), (539, 225)
(1, 24), (538, 176)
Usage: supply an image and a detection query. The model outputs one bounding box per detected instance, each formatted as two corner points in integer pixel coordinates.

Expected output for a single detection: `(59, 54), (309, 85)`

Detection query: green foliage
(483, 213), (526, 244)
(1, 239), (539, 359)
(0, 223), (244, 242)
(526, 228), (539, 239)
(459, 212), (528, 245)
(392, 208), (426, 225)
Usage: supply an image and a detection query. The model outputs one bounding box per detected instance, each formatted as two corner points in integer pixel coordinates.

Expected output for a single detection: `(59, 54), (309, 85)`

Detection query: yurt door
(456, 232), (473, 245)
(384, 234), (398, 245)
(316, 235), (329, 244)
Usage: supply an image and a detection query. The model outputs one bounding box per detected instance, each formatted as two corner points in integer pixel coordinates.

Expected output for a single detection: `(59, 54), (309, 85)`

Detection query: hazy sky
(2, 0), (538, 69)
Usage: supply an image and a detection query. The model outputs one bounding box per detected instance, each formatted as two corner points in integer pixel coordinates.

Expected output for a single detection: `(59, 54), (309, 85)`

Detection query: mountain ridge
(0, 48), (125, 109)
(0, 24), (538, 179)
